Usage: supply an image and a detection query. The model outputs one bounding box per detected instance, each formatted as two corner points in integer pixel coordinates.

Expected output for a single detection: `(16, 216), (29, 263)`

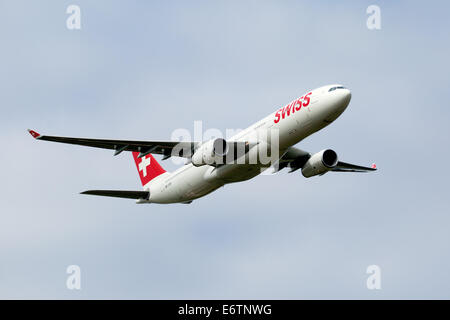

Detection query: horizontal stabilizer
(81, 190), (150, 200)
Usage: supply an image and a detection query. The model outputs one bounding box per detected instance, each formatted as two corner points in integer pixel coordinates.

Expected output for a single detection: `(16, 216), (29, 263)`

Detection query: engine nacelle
(301, 149), (338, 178)
(191, 138), (229, 167)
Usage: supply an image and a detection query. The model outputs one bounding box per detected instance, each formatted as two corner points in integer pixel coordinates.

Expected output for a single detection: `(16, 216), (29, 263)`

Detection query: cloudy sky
(1, 0), (449, 299)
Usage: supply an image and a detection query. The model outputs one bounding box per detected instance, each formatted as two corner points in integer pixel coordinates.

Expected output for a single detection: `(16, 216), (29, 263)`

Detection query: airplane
(28, 84), (376, 204)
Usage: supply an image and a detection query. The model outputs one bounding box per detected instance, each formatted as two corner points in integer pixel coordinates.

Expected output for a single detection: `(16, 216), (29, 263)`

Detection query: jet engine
(191, 138), (229, 167)
(301, 149), (338, 178)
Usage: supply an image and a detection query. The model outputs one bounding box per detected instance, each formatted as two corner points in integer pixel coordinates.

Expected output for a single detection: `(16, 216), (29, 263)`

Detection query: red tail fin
(132, 152), (166, 186)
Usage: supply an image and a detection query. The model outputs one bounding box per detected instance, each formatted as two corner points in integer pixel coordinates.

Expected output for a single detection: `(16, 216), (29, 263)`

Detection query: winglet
(371, 163), (377, 170)
(27, 129), (41, 139)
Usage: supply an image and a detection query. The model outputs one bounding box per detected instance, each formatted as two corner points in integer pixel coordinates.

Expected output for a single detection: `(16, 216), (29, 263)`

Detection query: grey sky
(1, 0), (450, 298)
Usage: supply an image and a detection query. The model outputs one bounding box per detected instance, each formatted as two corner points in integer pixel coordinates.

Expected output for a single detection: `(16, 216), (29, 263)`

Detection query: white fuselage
(144, 84), (352, 204)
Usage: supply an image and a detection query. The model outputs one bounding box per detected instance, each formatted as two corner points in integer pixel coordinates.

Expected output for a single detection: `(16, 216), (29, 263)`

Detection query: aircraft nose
(322, 87), (351, 123)
(338, 88), (351, 105)
(335, 88), (351, 112)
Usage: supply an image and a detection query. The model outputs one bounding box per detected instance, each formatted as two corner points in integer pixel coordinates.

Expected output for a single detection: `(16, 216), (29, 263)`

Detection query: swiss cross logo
(27, 129), (41, 139)
(138, 156), (151, 177)
(132, 151), (166, 186)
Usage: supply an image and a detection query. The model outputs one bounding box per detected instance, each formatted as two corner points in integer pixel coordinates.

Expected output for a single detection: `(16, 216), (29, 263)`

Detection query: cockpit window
(328, 86), (346, 92)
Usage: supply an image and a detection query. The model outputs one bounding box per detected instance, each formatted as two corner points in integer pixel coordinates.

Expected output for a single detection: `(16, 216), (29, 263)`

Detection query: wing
(331, 161), (377, 172)
(81, 190), (150, 199)
(27, 129), (198, 159)
(278, 146), (377, 173)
